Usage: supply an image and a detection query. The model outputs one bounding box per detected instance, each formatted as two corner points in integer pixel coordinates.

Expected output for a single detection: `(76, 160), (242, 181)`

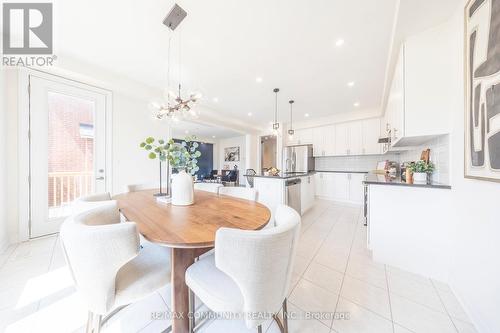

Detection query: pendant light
(288, 100), (295, 139)
(272, 88), (280, 132)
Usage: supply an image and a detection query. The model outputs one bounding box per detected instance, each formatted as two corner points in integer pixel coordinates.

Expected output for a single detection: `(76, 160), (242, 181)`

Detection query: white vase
(413, 172), (428, 184)
(171, 170), (194, 206)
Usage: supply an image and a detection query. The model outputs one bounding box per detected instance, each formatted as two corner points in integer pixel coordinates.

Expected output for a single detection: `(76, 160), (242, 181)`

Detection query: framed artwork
(464, 0), (500, 182)
(224, 146), (240, 162)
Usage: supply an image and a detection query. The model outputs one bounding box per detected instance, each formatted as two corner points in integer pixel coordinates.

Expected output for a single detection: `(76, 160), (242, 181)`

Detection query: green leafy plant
(139, 136), (201, 175)
(139, 137), (168, 161)
(408, 160), (435, 174)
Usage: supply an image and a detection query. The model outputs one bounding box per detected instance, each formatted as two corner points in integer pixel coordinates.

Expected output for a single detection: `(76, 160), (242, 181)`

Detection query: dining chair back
(218, 186), (257, 201)
(214, 204), (301, 329)
(60, 202), (171, 332)
(194, 182), (223, 193)
(72, 192), (112, 215)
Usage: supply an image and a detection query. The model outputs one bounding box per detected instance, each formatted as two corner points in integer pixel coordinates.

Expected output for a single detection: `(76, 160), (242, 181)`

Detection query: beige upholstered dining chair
(72, 192), (112, 215)
(60, 202), (171, 333)
(218, 187), (258, 201)
(194, 182), (223, 193)
(185, 205), (301, 333)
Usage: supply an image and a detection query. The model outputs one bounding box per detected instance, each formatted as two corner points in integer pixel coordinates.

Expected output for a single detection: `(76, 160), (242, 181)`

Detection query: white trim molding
(17, 68), (113, 240)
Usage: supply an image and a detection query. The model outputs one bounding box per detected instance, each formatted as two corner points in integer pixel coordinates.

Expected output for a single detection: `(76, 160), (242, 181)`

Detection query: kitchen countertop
(315, 170), (369, 174)
(363, 173), (451, 189)
(244, 171), (316, 179)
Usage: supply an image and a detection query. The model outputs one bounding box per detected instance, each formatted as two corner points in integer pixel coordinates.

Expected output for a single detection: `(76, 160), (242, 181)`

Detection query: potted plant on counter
(165, 136), (201, 206)
(409, 160), (434, 184)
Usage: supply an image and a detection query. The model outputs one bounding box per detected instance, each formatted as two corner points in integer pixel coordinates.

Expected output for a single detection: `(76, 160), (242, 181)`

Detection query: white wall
(3, 65), (171, 243)
(0, 67), (9, 251)
(218, 135), (246, 184)
(446, 2), (500, 332)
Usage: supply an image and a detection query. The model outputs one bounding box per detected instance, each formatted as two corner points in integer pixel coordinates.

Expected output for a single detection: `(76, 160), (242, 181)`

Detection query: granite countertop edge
(363, 174), (452, 190)
(315, 170), (369, 174)
(244, 171), (316, 179)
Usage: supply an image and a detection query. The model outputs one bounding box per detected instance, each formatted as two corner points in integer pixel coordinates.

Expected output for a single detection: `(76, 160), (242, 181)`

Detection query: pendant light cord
(275, 91), (278, 124)
(178, 30), (182, 98)
(167, 36), (172, 105)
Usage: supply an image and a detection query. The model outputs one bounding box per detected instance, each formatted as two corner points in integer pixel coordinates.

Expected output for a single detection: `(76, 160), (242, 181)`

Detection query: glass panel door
(29, 75), (107, 237)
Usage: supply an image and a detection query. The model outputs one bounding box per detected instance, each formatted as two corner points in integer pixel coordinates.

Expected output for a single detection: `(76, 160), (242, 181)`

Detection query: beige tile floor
(0, 200), (477, 333)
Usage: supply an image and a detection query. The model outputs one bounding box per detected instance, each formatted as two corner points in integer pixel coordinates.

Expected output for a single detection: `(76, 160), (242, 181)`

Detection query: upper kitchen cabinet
(384, 23), (452, 147)
(285, 127), (313, 146)
(335, 119), (380, 156)
(362, 118), (382, 155)
(335, 122), (350, 155)
(312, 125), (335, 157)
(312, 118), (381, 157)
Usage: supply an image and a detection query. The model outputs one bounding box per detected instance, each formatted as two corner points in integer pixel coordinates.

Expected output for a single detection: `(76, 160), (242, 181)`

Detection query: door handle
(96, 176), (105, 180)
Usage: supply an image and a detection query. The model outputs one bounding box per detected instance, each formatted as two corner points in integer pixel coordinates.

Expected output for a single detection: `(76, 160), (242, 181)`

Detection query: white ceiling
(54, 0), (399, 126)
(171, 120), (242, 141)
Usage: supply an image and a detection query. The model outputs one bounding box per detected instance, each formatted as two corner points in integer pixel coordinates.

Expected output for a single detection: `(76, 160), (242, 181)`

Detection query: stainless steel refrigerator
(282, 144), (315, 173)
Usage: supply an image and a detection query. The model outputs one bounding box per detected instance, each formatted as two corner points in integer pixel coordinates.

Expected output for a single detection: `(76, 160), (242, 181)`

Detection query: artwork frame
(464, 0), (500, 182)
(224, 146), (240, 162)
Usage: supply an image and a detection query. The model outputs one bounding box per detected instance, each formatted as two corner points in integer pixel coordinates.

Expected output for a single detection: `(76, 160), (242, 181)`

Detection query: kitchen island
(245, 172), (316, 217)
(364, 173), (452, 281)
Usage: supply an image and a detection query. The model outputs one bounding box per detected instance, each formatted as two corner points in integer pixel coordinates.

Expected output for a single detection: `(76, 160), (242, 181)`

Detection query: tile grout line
(288, 204), (339, 296)
(431, 279), (460, 333)
(0, 243), (19, 271)
(329, 208), (361, 331)
(384, 265), (396, 333)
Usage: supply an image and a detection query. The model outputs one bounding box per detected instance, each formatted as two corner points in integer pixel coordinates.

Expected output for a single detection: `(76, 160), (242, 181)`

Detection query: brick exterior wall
(47, 92), (94, 207)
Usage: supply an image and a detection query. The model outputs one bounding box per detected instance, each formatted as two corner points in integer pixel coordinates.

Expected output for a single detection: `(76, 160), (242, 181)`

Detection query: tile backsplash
(315, 134), (450, 184)
(398, 135), (450, 185)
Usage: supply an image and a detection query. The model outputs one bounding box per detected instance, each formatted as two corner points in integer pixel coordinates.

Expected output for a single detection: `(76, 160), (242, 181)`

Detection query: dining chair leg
(283, 298), (289, 333)
(188, 288), (195, 333)
(85, 312), (94, 333)
(257, 325), (263, 333)
(94, 314), (102, 333)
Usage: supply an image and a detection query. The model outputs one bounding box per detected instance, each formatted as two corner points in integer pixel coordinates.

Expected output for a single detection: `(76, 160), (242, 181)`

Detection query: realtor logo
(2, 3), (53, 54)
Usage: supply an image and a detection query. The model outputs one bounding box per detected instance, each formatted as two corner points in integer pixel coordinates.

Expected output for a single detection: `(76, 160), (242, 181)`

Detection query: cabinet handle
(393, 128), (398, 140)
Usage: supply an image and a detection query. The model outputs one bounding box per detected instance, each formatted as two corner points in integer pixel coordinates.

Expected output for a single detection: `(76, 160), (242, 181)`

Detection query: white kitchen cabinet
(300, 175), (315, 214)
(334, 123), (350, 155)
(312, 118), (381, 157)
(384, 22), (452, 148)
(362, 118), (382, 155)
(331, 173), (349, 202)
(314, 172), (365, 205)
(348, 121), (363, 155)
(285, 127), (313, 146)
(348, 173), (365, 204)
(312, 125), (335, 157)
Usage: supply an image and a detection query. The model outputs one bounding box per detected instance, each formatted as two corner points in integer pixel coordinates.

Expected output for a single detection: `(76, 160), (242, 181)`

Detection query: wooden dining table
(113, 189), (271, 333)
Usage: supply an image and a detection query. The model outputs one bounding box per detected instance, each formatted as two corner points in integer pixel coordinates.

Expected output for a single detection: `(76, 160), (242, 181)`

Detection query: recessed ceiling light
(212, 135), (216, 138)
(212, 97), (219, 103)
(256, 77), (263, 83)
(335, 39), (345, 47)
(347, 81), (355, 87)
(185, 130), (189, 134)
(304, 113), (310, 118)
(248, 112), (253, 116)
(354, 102), (360, 107)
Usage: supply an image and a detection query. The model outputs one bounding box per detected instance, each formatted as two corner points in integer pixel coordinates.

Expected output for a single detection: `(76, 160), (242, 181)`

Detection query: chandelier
(150, 84), (201, 121)
(150, 4), (201, 122)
